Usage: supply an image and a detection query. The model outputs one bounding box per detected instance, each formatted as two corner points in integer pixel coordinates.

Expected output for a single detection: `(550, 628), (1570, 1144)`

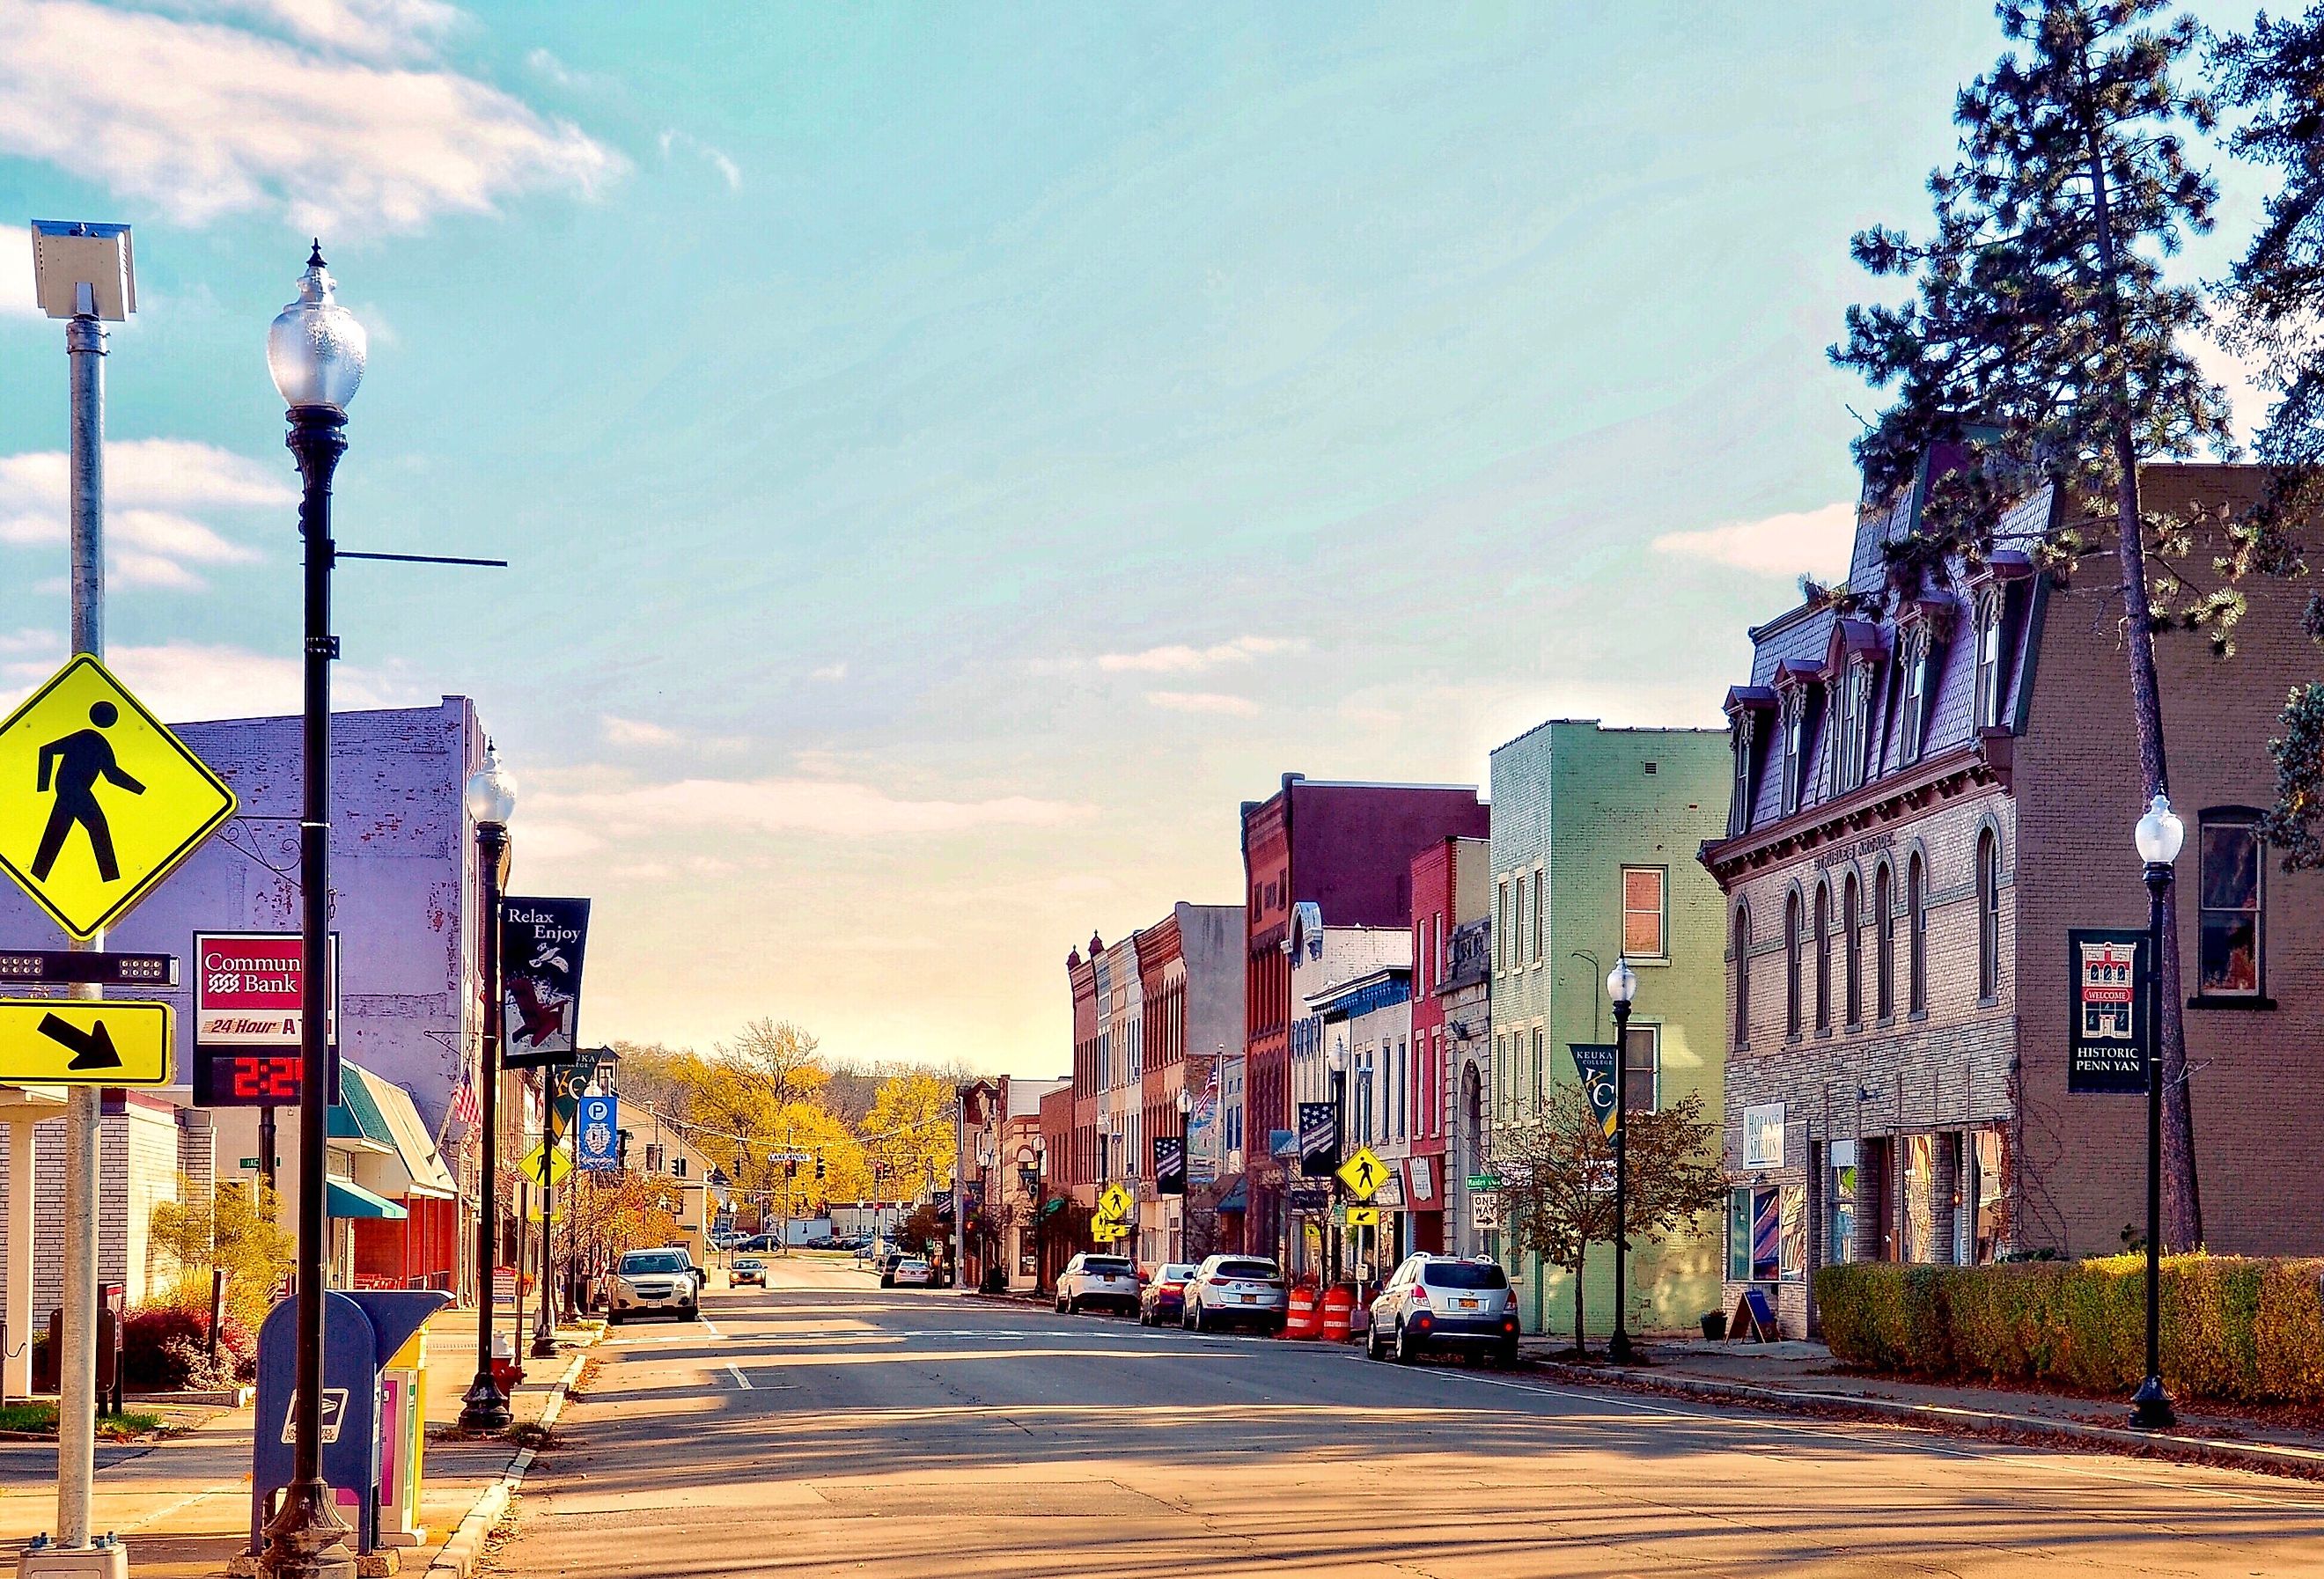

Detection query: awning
(327, 1178), (408, 1221)
(1041, 1197), (1068, 1217)
(1216, 1178), (1247, 1214)
(352, 1064), (459, 1201)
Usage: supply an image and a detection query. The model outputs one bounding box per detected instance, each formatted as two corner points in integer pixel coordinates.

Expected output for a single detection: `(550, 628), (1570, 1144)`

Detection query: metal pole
(532, 1085), (556, 1357)
(1330, 1068), (1345, 1285)
(1609, 999), (1634, 1365)
(256, 401), (355, 1579)
(458, 824), (511, 1430)
(50, 299), (107, 1563)
(259, 1104), (278, 1196)
(2132, 863), (2175, 1429)
(952, 1091), (967, 1290)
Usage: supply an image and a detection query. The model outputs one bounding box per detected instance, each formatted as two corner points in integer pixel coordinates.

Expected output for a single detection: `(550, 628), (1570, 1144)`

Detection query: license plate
(1457, 1298), (1479, 1310)
(1238, 1294), (1256, 1304)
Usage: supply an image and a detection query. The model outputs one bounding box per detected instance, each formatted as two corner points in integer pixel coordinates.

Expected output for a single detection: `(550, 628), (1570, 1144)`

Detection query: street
(489, 1260), (2324, 1577)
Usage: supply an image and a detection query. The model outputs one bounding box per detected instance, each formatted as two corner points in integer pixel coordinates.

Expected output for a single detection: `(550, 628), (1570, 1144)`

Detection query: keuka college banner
(2067, 926), (2149, 1094)
(501, 897), (591, 1068)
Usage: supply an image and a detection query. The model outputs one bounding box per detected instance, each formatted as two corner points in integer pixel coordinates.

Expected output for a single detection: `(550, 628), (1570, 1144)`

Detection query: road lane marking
(728, 1362), (752, 1390)
(698, 1316), (723, 1338)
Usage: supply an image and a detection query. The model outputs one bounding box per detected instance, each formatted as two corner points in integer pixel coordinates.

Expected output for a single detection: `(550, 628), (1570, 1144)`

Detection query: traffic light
(785, 1158), (798, 1179)
(814, 1155), (826, 1182)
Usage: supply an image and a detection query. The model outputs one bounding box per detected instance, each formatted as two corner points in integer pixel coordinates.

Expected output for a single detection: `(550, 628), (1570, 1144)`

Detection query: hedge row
(1813, 1255), (2324, 1405)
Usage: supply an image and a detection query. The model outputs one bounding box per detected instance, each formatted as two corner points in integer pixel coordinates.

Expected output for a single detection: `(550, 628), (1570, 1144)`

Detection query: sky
(0, 1), (2276, 1077)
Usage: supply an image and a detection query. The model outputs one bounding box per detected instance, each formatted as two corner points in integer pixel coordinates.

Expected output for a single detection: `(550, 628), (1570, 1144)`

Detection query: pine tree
(1833, 0), (2230, 1251)
(2216, 7), (2324, 870)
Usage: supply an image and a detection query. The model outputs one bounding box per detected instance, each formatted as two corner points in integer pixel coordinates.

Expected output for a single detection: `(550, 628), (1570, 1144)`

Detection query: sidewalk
(0, 1301), (595, 1577)
(1516, 1333), (2324, 1479)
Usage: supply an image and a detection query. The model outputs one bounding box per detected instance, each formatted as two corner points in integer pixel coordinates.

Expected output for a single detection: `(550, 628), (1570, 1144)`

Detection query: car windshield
(899, 1259), (928, 1269)
(619, 1252), (689, 1275)
(1215, 1260), (1280, 1282)
(1421, 1260), (1510, 1290)
(1083, 1257), (1135, 1276)
(735, 1260), (762, 1268)
(1158, 1264), (1198, 1281)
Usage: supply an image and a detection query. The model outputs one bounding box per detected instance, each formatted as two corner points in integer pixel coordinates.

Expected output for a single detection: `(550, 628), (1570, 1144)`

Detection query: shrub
(121, 1303), (255, 1391)
(1815, 1255), (2324, 1405)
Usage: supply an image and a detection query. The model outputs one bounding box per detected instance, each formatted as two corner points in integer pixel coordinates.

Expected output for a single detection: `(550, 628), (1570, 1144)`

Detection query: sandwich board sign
(0, 655), (235, 939)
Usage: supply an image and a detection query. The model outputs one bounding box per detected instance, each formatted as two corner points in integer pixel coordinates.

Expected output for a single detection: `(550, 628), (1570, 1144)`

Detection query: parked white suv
(1055, 1252), (1140, 1315)
(1180, 1255), (1288, 1334)
(1366, 1254), (1519, 1364)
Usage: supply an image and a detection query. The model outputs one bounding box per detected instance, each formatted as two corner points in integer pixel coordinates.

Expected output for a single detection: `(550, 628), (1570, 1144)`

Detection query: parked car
(1138, 1263), (1199, 1326)
(731, 1257), (768, 1288)
(608, 1248), (701, 1325)
(1180, 1255), (1288, 1333)
(891, 1257), (935, 1288)
(879, 1251), (907, 1288)
(1366, 1254), (1519, 1364)
(1055, 1252), (1140, 1315)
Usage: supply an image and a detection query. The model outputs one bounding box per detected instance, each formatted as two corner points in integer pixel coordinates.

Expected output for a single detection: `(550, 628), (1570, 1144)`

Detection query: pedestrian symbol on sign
(33, 701), (145, 883)
(1336, 1146), (1388, 1201)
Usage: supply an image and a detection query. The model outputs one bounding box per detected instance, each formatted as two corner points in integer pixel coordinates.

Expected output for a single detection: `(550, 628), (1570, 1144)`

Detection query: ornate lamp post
(458, 746), (517, 1431)
(1175, 1086), (1194, 1261)
(2131, 794), (2182, 1430)
(1607, 957), (1639, 1366)
(258, 242), (366, 1579)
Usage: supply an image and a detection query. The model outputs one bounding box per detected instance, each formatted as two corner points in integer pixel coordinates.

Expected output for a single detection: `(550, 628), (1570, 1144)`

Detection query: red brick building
(1407, 835), (1489, 1255)
(1701, 459), (2324, 1336)
(1236, 775), (1490, 1260)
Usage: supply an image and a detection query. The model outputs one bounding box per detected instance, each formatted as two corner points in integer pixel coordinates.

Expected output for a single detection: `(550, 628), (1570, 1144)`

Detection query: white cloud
(600, 715), (682, 749)
(0, 2), (623, 235)
(658, 129), (740, 191)
(810, 661), (848, 682)
(0, 229), (37, 319)
(526, 775), (1091, 851)
(1651, 503), (1857, 580)
(0, 437), (290, 590)
(1145, 690), (1260, 717)
(1097, 635), (1304, 674)
(0, 632), (421, 721)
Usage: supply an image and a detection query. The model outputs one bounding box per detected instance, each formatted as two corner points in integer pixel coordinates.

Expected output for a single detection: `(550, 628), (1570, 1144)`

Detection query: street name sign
(1336, 1146), (1388, 1201)
(0, 655), (235, 939)
(0, 998), (172, 1085)
(518, 1142), (571, 1188)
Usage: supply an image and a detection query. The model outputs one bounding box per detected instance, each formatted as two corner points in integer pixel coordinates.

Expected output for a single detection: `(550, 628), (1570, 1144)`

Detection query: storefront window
(1974, 1129), (2006, 1264)
(1779, 1186), (1806, 1282)
(1901, 1134), (1934, 1264)
(1727, 1186), (1782, 1282)
(1828, 1140), (1857, 1266)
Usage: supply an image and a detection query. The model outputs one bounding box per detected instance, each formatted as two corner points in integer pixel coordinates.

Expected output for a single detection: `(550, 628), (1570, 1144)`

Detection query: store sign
(2067, 927), (2148, 1094)
(1742, 1102), (1785, 1169)
(193, 932), (338, 1049)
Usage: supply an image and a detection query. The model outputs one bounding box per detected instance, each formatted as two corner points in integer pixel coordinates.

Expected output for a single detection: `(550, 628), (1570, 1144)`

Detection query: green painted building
(1485, 719), (1729, 1339)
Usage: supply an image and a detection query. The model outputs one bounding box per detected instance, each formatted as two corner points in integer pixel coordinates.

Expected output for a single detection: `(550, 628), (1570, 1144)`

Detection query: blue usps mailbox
(250, 1288), (450, 1559)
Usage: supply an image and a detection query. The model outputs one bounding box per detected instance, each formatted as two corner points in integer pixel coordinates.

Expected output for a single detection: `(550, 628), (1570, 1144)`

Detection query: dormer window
(1780, 686), (1811, 816)
(1730, 713), (1754, 835)
(1973, 586), (2004, 730)
(1835, 660), (1875, 793)
(1899, 625), (1931, 764)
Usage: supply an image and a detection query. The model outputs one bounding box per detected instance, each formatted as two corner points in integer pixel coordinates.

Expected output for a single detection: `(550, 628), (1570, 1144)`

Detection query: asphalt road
(487, 1259), (2324, 1577)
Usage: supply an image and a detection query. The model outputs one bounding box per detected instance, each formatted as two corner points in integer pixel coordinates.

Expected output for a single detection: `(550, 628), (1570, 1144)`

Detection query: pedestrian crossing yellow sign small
(0, 656), (235, 940)
(1337, 1146), (1389, 1201)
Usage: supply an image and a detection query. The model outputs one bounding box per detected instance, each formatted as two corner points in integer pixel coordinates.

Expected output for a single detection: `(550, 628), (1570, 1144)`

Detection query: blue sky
(0, 2), (2268, 1075)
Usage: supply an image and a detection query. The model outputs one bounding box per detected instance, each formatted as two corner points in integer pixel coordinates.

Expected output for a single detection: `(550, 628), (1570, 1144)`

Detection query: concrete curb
(1520, 1358), (2324, 1482)
(422, 1345), (591, 1577)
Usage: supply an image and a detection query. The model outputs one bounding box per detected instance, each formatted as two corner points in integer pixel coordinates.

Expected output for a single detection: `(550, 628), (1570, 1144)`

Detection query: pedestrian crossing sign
(1336, 1146), (1388, 1201)
(0, 656), (235, 940)
(519, 1142), (571, 1187)
(1097, 1181), (1134, 1223)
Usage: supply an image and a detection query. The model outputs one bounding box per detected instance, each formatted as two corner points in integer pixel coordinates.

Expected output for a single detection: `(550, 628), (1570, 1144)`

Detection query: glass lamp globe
(2135, 793), (2185, 866)
(1607, 957), (1640, 1008)
(464, 743), (518, 827)
(1178, 1088), (1194, 1115)
(267, 242), (367, 411)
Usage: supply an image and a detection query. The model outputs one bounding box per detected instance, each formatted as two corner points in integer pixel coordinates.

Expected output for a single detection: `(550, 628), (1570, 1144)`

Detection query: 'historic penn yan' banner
(501, 897), (591, 1068)
(2067, 926), (2148, 1094)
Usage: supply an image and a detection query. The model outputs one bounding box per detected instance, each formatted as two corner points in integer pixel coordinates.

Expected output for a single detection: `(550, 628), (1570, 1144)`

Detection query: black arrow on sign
(38, 1013), (122, 1071)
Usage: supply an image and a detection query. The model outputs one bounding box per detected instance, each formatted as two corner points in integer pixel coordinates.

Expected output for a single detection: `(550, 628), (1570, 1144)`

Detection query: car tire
(1492, 1340), (1519, 1370)
(881, 1276), (894, 1289)
(607, 1311), (623, 1326)
(1067, 1296), (1080, 1316)
(1188, 1302), (1203, 1333)
(1055, 1296), (1068, 1314)
(1365, 1321), (1385, 1361)
(1394, 1322), (1419, 1363)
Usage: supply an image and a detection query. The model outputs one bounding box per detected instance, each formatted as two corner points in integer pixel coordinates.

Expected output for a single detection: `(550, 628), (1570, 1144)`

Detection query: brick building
(1701, 459), (2324, 1338)
(1285, 904), (1408, 1277)
(1488, 720), (1730, 1337)
(1410, 836), (1488, 1257)
(1235, 776), (1490, 1260)
(1132, 903), (1243, 1265)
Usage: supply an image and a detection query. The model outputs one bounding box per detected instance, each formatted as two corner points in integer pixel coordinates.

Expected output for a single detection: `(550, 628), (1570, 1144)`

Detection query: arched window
(1813, 882), (1832, 1032)
(1978, 828), (2003, 1001)
(1874, 863), (1894, 1020)
(1844, 871), (1863, 1027)
(1784, 891), (1803, 1038)
(1908, 853), (1929, 1014)
(1733, 902), (1752, 1047)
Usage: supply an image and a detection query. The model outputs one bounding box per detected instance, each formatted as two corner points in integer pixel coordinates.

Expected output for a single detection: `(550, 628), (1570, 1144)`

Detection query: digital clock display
(192, 1049), (338, 1107)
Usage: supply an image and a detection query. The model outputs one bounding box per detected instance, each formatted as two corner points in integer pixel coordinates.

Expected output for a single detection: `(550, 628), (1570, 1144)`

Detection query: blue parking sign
(577, 1094), (619, 1170)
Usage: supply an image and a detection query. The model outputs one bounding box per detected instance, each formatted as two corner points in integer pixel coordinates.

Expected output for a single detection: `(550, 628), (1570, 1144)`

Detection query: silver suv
(1366, 1253), (1518, 1363)
(610, 1248), (701, 1325)
(1181, 1254), (1287, 1334)
(1055, 1252), (1139, 1315)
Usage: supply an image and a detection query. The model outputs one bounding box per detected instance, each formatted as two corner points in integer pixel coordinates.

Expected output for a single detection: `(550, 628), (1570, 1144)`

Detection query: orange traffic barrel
(1319, 1283), (1355, 1342)
(1283, 1284), (1320, 1339)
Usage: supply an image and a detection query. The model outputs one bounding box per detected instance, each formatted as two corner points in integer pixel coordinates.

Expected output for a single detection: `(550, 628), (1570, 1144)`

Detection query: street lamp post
(259, 242), (367, 1579)
(2132, 794), (2182, 1430)
(532, 1069), (558, 1359)
(458, 747), (517, 1433)
(1325, 1044), (1347, 1284)
(1175, 1086), (1194, 1262)
(1607, 958), (1639, 1366)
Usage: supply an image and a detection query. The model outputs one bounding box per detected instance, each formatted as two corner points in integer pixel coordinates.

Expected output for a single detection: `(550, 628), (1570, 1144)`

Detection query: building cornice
(1696, 735), (2010, 888)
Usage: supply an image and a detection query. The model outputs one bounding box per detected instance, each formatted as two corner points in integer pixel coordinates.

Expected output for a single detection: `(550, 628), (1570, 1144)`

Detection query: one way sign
(0, 999), (172, 1085)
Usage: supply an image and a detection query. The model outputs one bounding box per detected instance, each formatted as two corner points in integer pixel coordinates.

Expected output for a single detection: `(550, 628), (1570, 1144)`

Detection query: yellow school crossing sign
(0, 657), (235, 939)
(1337, 1146), (1389, 1201)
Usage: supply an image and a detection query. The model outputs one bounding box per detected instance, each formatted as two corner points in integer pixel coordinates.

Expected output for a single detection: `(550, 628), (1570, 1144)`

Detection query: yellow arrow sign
(0, 1000), (172, 1086)
(1346, 1206), (1379, 1229)
(1336, 1146), (1389, 1201)
(518, 1142), (571, 1187)
(0, 657), (235, 940)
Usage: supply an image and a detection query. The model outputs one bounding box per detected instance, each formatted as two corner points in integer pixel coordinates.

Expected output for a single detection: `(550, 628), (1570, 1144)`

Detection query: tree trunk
(2085, 90), (2204, 1251)
(1571, 1244), (1586, 1355)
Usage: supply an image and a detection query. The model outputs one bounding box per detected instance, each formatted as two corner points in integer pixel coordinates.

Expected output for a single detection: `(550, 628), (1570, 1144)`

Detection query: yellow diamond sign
(519, 1142), (571, 1188)
(0, 656), (235, 940)
(1337, 1146), (1389, 1201)
(1097, 1181), (1135, 1223)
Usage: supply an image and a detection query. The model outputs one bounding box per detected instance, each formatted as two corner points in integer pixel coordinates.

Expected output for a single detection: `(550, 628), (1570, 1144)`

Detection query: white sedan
(890, 1257), (935, 1288)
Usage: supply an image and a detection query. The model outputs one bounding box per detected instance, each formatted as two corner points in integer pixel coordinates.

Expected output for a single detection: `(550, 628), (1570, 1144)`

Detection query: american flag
(447, 1073), (481, 1130)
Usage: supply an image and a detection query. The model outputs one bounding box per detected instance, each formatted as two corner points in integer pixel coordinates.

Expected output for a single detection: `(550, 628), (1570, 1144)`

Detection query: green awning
(1041, 1197), (1067, 1217)
(327, 1179), (408, 1221)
